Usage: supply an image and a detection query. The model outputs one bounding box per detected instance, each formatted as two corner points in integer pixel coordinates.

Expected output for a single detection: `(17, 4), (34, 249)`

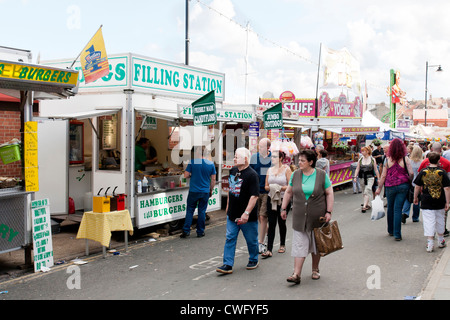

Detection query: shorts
(257, 193), (269, 218)
(422, 209), (446, 237)
(291, 230), (317, 258)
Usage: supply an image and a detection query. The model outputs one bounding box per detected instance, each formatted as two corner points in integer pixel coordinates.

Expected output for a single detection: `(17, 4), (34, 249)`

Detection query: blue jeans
(182, 192), (210, 235)
(222, 216), (259, 267)
(402, 198), (420, 222)
(385, 183), (409, 238)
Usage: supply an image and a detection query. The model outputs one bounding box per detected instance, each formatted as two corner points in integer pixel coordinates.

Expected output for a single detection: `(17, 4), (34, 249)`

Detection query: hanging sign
(31, 199), (54, 272)
(192, 90), (217, 126)
(263, 103), (283, 130)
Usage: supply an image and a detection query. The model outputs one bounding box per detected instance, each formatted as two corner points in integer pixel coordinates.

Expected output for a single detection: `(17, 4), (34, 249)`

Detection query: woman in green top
(281, 149), (334, 285)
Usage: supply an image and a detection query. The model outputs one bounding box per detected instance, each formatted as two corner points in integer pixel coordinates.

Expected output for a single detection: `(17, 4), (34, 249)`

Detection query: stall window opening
(98, 113), (121, 171)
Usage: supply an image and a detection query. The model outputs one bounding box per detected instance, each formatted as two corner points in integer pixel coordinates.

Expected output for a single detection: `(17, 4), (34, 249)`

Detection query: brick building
(0, 93), (39, 177)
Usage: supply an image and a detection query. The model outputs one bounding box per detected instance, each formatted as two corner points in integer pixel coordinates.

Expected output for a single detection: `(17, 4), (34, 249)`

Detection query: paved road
(0, 189), (441, 300)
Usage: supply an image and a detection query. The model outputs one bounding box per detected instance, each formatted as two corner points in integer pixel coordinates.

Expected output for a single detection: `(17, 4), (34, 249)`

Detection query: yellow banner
(24, 121), (39, 192)
(80, 27), (109, 84)
(0, 61), (78, 86)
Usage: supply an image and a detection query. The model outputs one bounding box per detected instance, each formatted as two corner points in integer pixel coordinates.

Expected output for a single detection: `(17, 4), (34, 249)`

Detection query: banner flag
(263, 103), (283, 130)
(192, 90), (217, 126)
(80, 26), (109, 84)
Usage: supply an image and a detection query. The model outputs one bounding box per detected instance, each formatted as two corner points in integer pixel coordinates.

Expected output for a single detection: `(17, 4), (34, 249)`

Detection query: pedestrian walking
(354, 146), (380, 212)
(217, 147), (260, 274)
(280, 149), (334, 285)
(418, 142), (450, 236)
(262, 150), (292, 259)
(413, 152), (450, 252)
(250, 138), (272, 254)
(375, 138), (413, 241)
(181, 146), (216, 238)
(316, 149), (330, 175)
(418, 142), (450, 172)
(402, 145), (423, 223)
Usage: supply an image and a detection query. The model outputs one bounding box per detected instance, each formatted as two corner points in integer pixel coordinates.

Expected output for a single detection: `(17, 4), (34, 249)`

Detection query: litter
(129, 265), (139, 269)
(40, 267), (51, 272)
(72, 258), (88, 265)
(0, 291), (8, 295)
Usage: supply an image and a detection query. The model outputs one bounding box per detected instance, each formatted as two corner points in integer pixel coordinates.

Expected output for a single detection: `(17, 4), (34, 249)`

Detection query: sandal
(287, 273), (301, 284)
(278, 246), (286, 254)
(312, 269), (320, 280)
(262, 251), (272, 259)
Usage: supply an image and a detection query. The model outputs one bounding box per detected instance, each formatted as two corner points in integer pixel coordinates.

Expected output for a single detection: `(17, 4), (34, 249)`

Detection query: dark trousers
(266, 198), (290, 252)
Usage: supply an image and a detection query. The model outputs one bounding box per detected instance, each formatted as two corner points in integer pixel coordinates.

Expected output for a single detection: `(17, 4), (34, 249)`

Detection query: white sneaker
(439, 239), (446, 248)
(427, 242), (434, 253)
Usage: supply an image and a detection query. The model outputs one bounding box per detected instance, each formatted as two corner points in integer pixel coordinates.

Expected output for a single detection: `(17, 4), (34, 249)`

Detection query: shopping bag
(371, 195), (385, 220)
(313, 220), (344, 257)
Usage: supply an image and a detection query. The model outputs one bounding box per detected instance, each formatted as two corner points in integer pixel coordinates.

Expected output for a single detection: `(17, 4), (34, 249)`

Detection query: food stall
(179, 103), (258, 198)
(38, 53), (224, 230)
(0, 46), (79, 262)
(259, 90), (366, 186)
(318, 126), (380, 186)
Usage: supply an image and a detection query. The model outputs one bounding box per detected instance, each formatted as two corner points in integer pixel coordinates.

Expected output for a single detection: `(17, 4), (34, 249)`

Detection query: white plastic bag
(371, 196), (385, 220)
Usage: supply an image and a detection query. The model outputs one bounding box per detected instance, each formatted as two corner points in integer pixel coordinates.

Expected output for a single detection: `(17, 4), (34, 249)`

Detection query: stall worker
(135, 137), (158, 171)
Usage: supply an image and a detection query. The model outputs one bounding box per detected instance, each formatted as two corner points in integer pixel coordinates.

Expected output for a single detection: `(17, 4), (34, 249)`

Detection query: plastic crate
(0, 145), (21, 164)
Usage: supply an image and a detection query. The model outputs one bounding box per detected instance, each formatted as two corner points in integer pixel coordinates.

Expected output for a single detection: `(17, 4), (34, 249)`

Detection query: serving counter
(135, 182), (221, 229)
(329, 160), (353, 187)
(0, 188), (32, 255)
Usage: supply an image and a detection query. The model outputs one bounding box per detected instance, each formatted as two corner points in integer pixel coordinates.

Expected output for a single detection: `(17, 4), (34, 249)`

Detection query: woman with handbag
(375, 138), (413, 241)
(280, 149), (334, 285)
(353, 146), (380, 212)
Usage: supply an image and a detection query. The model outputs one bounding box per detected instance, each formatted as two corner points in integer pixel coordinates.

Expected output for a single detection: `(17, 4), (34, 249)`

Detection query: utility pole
(185, 0), (189, 65)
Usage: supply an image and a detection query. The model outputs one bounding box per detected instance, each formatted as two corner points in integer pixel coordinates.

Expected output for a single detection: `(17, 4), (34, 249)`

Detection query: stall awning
(320, 126), (381, 135)
(283, 120), (311, 131)
(0, 59), (79, 99)
(135, 107), (179, 121)
(43, 108), (121, 120)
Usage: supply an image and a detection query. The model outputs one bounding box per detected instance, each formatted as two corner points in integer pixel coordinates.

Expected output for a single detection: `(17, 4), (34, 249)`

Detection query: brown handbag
(314, 220), (344, 257)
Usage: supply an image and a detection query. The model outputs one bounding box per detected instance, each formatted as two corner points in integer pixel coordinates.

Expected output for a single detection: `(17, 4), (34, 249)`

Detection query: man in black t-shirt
(414, 152), (450, 252)
(217, 147), (260, 274)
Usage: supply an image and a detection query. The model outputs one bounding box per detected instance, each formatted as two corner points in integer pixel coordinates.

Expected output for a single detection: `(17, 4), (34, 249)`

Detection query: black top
(414, 167), (450, 210)
(372, 148), (384, 165)
(227, 166), (260, 222)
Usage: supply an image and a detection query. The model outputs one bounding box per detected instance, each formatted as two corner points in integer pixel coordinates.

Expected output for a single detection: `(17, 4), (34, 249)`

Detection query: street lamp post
(424, 61), (443, 126)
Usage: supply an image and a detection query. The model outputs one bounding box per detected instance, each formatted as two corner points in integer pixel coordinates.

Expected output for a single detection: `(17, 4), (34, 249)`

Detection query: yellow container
(93, 188), (110, 213)
(93, 196), (110, 213)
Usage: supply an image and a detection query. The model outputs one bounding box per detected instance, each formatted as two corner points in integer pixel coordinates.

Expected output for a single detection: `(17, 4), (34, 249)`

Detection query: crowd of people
(354, 138), (450, 250)
(181, 135), (450, 286)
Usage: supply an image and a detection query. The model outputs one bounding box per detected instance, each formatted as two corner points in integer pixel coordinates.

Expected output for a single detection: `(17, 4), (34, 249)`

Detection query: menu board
(31, 198), (54, 272)
(24, 121), (39, 192)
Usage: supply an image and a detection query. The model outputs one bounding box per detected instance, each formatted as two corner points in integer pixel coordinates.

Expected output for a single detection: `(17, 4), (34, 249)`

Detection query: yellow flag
(80, 26), (109, 84)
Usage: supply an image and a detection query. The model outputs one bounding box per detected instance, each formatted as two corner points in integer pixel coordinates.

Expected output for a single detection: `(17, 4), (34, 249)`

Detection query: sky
(1, 0), (450, 106)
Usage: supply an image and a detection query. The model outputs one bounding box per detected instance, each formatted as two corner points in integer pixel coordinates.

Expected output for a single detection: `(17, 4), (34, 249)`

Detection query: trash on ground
(72, 258), (88, 265)
(129, 265), (139, 269)
(40, 267), (51, 272)
(0, 291), (8, 295)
